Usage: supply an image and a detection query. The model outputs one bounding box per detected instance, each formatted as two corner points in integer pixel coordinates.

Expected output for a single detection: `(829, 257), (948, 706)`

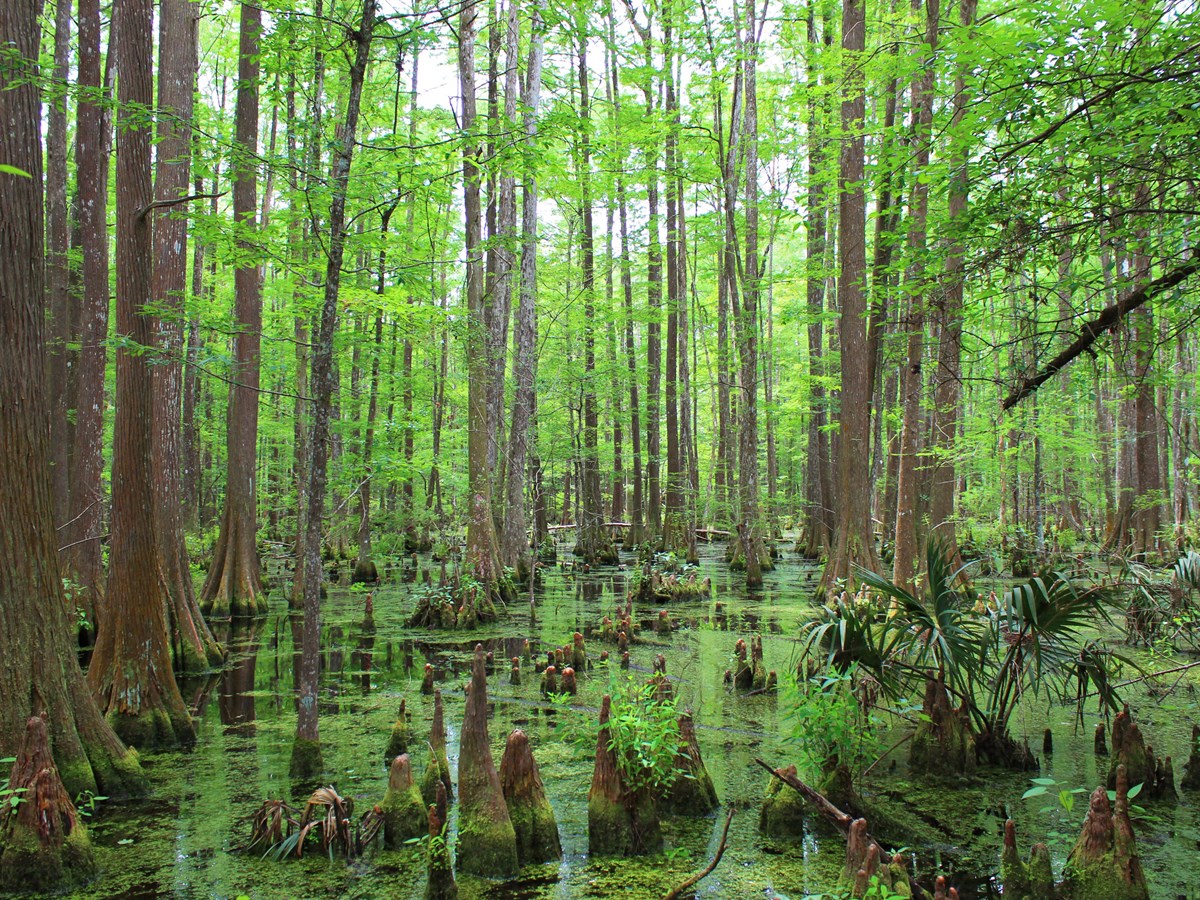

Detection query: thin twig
(58, 532), (108, 553)
(862, 731), (914, 778)
(56, 497), (102, 532)
(662, 807), (735, 900)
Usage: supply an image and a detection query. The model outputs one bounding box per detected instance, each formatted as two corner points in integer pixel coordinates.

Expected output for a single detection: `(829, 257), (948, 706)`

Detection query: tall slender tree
(46, 0), (73, 527)
(152, 0), (223, 671)
(574, 5), (617, 565)
(733, 0), (768, 585)
(291, 0), (378, 780)
(459, 0), (511, 609)
(821, 0), (883, 594)
(500, 0), (545, 577)
(201, 0), (267, 618)
(891, 0), (940, 591)
(68, 0), (111, 627)
(927, 0), (977, 555)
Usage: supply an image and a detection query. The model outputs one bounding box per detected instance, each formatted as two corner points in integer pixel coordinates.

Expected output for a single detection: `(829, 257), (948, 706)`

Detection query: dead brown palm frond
(246, 786), (382, 861)
(357, 803), (385, 852)
(301, 785), (355, 860)
(243, 799), (299, 855)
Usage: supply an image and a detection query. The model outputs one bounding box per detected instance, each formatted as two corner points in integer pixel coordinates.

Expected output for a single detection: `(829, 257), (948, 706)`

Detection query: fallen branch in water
(662, 807), (735, 900)
(753, 759), (886, 851)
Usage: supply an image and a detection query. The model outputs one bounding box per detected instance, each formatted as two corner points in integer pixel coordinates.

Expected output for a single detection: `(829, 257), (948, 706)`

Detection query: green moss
(1061, 848), (1151, 900)
(588, 793), (632, 856)
(288, 737), (324, 782)
(385, 719), (409, 762)
(508, 796), (561, 866)
(382, 782), (426, 848)
(0, 820), (97, 894)
(420, 754), (451, 808)
(107, 706), (189, 752)
(759, 774), (806, 837)
(76, 746), (147, 801)
(455, 813), (519, 878)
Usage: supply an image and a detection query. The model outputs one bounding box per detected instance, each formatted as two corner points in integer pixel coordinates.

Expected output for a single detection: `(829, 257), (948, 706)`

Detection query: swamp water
(70, 542), (1200, 899)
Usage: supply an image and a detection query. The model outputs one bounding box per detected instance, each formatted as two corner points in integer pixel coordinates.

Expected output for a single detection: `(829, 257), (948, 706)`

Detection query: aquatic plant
(782, 666), (883, 785)
(246, 786), (383, 862)
(424, 792), (457, 900)
(801, 538), (1125, 768)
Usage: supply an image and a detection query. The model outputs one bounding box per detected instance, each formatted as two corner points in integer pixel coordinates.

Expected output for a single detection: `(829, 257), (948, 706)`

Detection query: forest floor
(64, 541), (1200, 899)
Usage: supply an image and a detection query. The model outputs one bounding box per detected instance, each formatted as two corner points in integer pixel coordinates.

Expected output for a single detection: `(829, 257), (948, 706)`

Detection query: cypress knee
(500, 729), (561, 865)
(456, 645), (519, 877)
(383, 754), (426, 848)
(1060, 765), (1149, 900)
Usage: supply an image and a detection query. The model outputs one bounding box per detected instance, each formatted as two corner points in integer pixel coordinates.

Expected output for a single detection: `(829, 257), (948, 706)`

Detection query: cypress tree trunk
(800, 5), (833, 557)
(152, 0), (222, 672)
(610, 7), (643, 547)
(927, 0), (976, 554)
(500, 0), (544, 577)
(459, 0), (508, 606)
(892, 0), (939, 592)
(0, 0), (147, 799)
(574, 9), (617, 566)
(69, 0), (111, 627)
(735, 0), (767, 586)
(201, 0), (266, 618)
(821, 0), (883, 594)
(88, 0), (194, 750)
(291, 0), (376, 780)
(46, 0), (73, 528)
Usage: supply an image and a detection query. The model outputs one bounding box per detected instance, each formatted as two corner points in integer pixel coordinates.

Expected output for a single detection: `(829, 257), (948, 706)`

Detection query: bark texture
(152, 0), (222, 672)
(88, 0), (194, 750)
(0, 0), (147, 798)
(500, 728), (561, 866)
(820, 0), (883, 594)
(201, 0), (267, 618)
(68, 0), (112, 624)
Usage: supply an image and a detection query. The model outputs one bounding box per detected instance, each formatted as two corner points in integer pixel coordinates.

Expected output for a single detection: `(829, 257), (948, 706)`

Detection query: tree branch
(137, 190), (226, 219)
(1000, 256), (1200, 411)
(662, 807), (735, 900)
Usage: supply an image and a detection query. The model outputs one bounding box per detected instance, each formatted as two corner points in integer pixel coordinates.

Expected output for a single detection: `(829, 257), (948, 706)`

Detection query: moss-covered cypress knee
(666, 713), (718, 816)
(385, 699), (409, 764)
(457, 645), (519, 878)
(588, 695), (632, 856)
(383, 754), (427, 848)
(759, 764), (806, 837)
(500, 729), (561, 866)
(420, 689), (453, 806)
(1107, 705), (1151, 790)
(1182, 724), (1200, 791)
(0, 716), (97, 894)
(1060, 765), (1149, 900)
